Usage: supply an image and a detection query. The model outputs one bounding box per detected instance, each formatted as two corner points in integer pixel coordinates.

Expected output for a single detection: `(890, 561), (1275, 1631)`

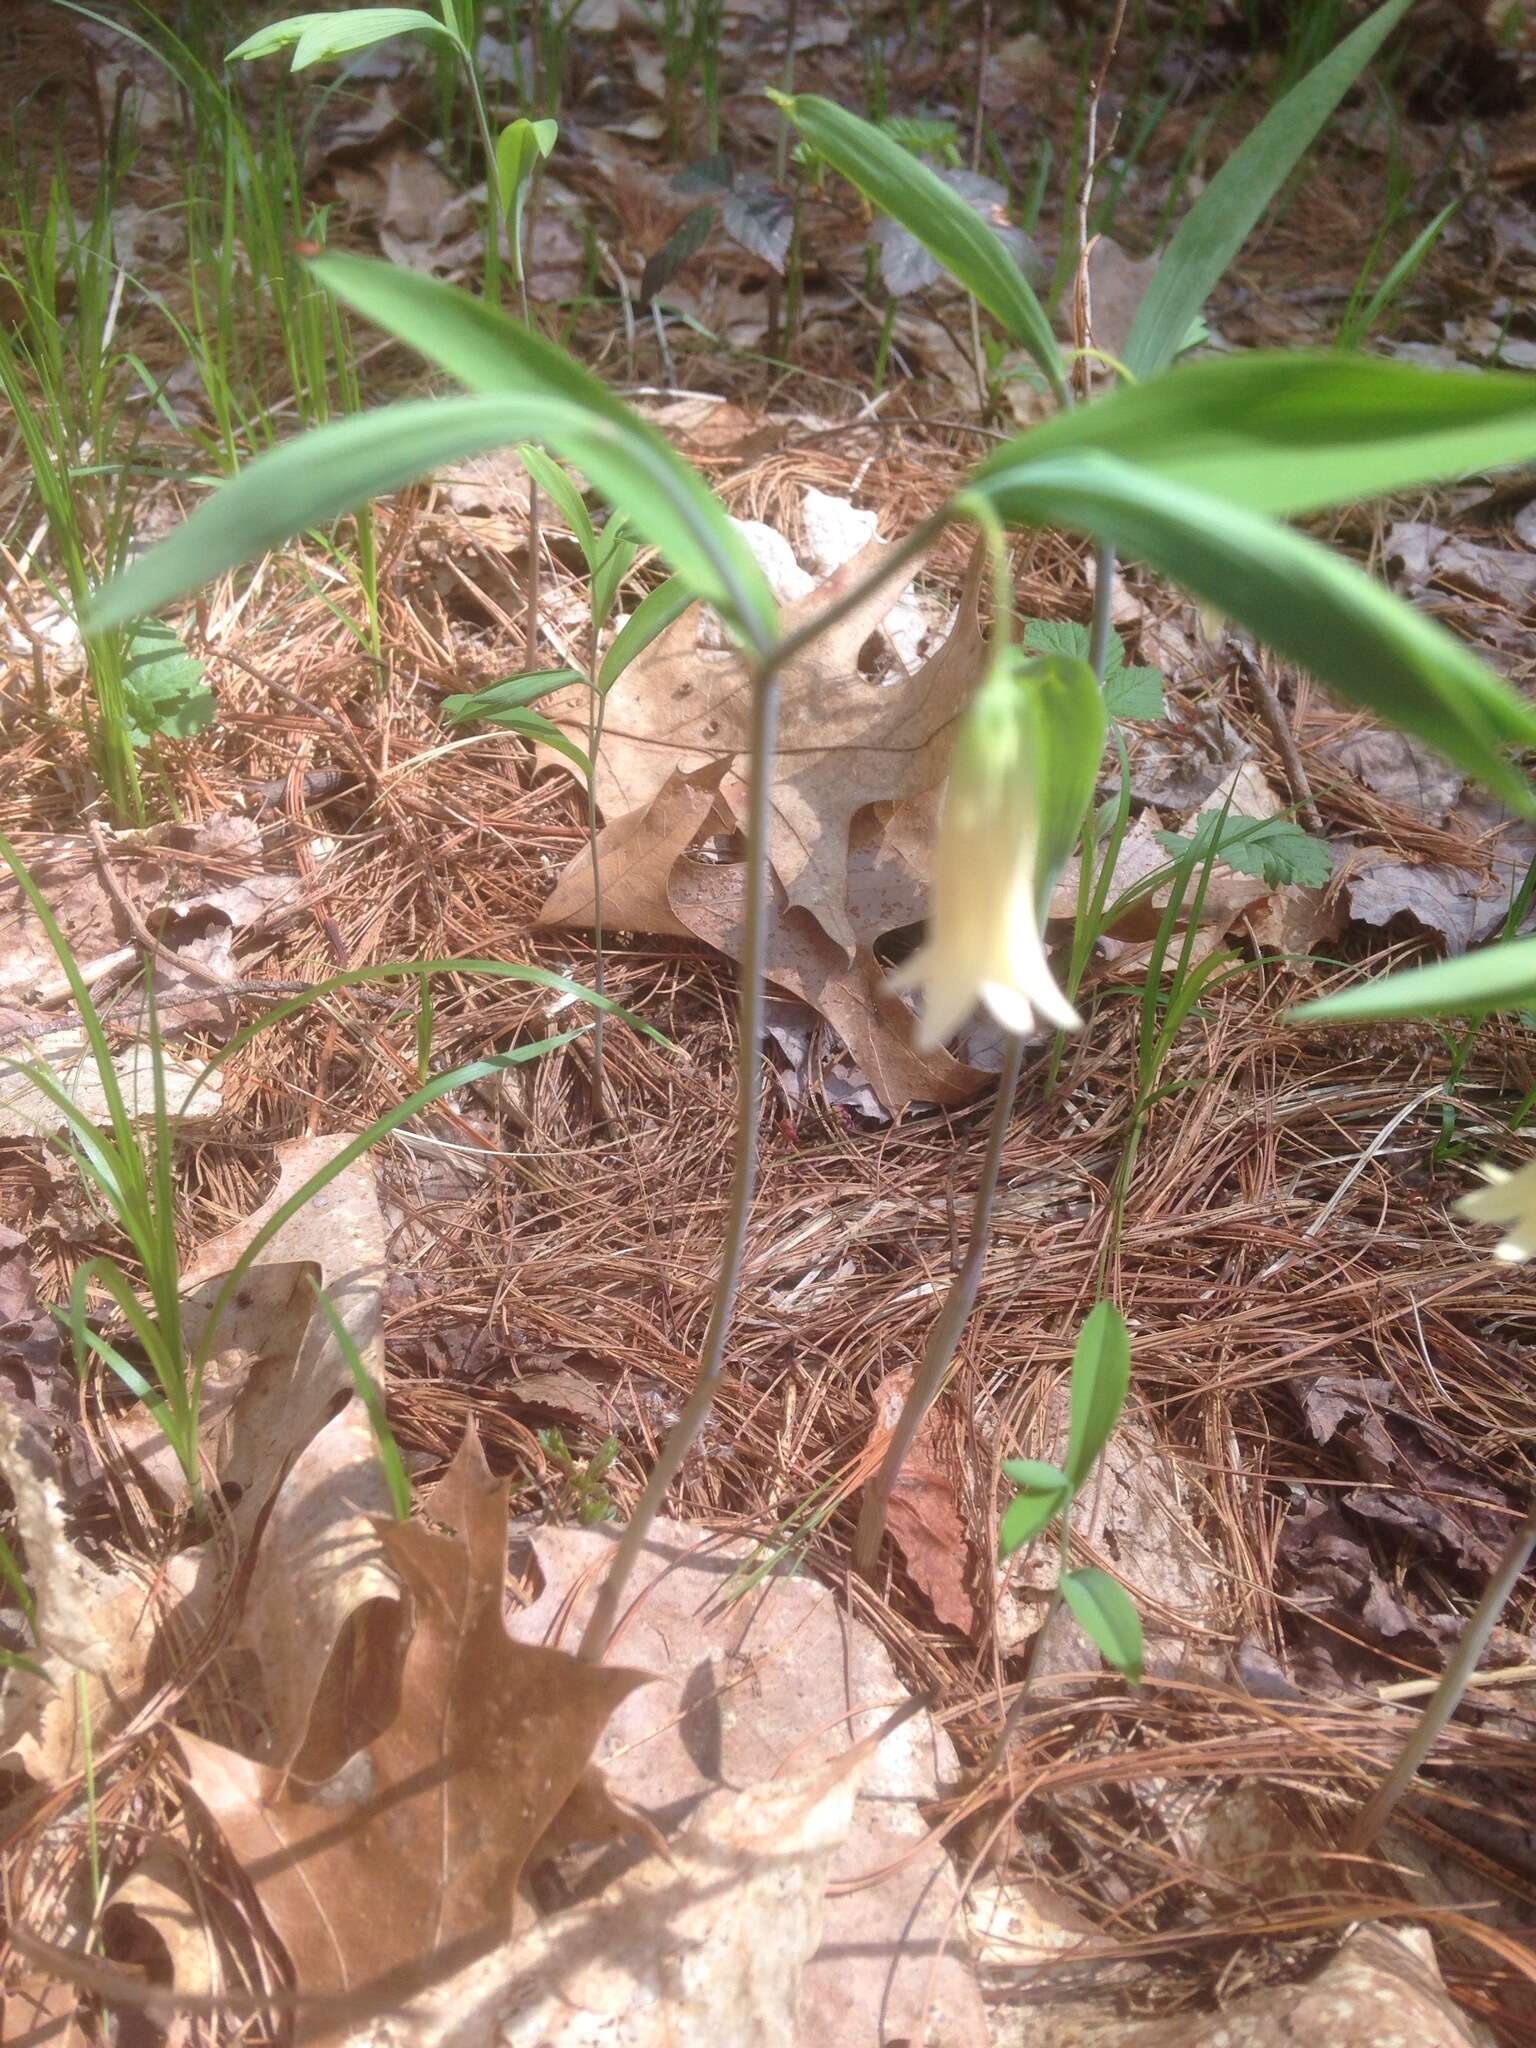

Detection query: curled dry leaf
(103, 1837), (221, 2002)
(537, 540), (986, 955)
(0, 816), (307, 1007)
(182, 1137), (399, 1773)
(866, 1371), (977, 1633)
(0, 1396), (206, 1785)
(541, 773), (989, 1108)
(0, 1029), (220, 1140)
(505, 1517), (989, 2047)
(175, 1428), (647, 2044)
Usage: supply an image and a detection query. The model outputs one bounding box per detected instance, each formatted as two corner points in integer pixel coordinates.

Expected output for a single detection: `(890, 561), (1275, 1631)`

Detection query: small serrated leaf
(1155, 812), (1332, 889)
(121, 621), (214, 745)
(1021, 618), (1092, 664)
(1022, 618), (1164, 720)
(1061, 1566), (1143, 1684)
(1103, 662), (1164, 721)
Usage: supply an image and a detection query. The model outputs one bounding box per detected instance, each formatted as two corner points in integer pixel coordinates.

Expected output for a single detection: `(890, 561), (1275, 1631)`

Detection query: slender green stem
(585, 687), (608, 1120)
(1087, 539), (1117, 679)
(463, 57), (504, 306)
(578, 645), (783, 1661)
(854, 1032), (1024, 1573)
(1348, 1496), (1536, 1853)
(990, 1505), (1074, 1770)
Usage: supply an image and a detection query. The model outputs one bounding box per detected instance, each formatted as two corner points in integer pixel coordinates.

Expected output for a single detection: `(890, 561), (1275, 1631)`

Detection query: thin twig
(1231, 633), (1324, 837)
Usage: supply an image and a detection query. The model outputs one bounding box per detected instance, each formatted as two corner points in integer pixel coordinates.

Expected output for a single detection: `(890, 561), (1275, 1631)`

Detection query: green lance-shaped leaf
(981, 351), (1536, 521)
(517, 442), (597, 561)
(1293, 933), (1536, 1025)
(310, 252), (776, 649)
(227, 8), (459, 69)
(1061, 1567), (1144, 1686)
(89, 388), (770, 653)
(972, 448), (1536, 817)
(1063, 1301), (1131, 1494)
(999, 1460), (1071, 1558)
(1124, 0), (1414, 378)
(772, 92), (1064, 402)
(443, 669), (583, 724)
(598, 574), (693, 692)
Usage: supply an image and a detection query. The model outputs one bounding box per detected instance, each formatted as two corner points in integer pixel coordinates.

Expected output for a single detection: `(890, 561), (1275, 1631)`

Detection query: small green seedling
(539, 1427), (620, 1525)
(1022, 618), (1165, 724)
(498, 118), (558, 288)
(1000, 1301), (1142, 1687)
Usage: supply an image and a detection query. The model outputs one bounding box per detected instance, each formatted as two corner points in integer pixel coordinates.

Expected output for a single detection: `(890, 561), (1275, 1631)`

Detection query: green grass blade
(1124, 0), (1414, 378)
(974, 450), (1536, 815)
(775, 93), (1065, 402)
(308, 1278), (412, 1518)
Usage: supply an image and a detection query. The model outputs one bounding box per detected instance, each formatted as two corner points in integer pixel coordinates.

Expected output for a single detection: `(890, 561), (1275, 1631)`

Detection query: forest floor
(4, 2), (1536, 2043)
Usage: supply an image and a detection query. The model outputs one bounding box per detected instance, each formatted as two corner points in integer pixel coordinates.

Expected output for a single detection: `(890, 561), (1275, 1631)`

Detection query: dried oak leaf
(538, 540), (986, 954)
(866, 1372), (976, 1633)
(542, 772), (988, 1109)
(174, 1427), (646, 2040)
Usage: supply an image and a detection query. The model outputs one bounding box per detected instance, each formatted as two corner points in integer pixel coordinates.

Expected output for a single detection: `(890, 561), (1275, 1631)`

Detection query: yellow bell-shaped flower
(891, 647), (1104, 1053)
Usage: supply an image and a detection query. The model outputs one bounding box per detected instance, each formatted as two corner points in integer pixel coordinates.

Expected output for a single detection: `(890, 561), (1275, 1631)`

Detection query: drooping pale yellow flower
(890, 648), (1104, 1053)
(1456, 1157), (1536, 1263)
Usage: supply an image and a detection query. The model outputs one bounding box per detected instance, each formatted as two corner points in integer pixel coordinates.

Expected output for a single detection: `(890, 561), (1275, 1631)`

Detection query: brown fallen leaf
(103, 1838), (221, 2004)
(0, 1029), (221, 1140)
(174, 1427), (646, 2042)
(668, 807), (990, 1109)
(538, 540), (986, 953)
(539, 758), (728, 938)
(0, 816), (308, 1007)
(0, 1397), (207, 1785)
(541, 769), (988, 1108)
(1343, 853), (1529, 954)
(866, 1371), (976, 1633)
(1319, 723), (1464, 824)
